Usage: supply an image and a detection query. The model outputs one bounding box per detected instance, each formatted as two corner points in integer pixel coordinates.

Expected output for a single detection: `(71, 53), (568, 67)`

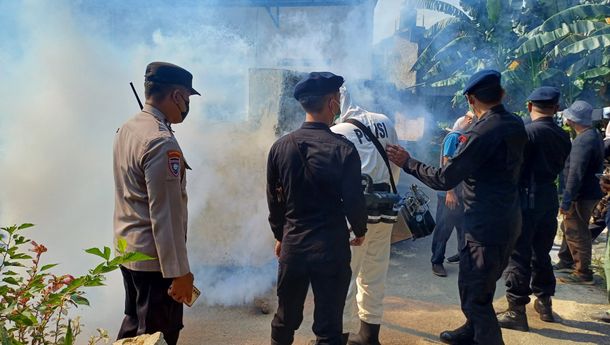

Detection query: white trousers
(343, 222), (393, 331)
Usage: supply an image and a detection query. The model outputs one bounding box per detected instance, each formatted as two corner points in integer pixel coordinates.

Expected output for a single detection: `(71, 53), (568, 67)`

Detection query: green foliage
(0, 224), (153, 345)
(410, 0), (610, 111)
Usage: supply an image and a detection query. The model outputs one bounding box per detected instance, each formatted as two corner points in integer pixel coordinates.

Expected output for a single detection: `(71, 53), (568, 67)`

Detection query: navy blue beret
(527, 86), (560, 104)
(294, 72), (344, 100)
(463, 69), (501, 95)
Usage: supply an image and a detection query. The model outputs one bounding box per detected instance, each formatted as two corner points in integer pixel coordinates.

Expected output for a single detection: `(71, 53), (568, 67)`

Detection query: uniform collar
(489, 104), (506, 114)
(532, 116), (554, 123)
(142, 104), (173, 132)
(301, 121), (330, 130)
(477, 104), (507, 122)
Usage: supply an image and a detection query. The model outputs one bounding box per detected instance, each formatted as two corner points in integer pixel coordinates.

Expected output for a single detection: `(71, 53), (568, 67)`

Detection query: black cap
(527, 86), (560, 104)
(463, 69), (501, 95)
(145, 62), (200, 96)
(294, 72), (344, 100)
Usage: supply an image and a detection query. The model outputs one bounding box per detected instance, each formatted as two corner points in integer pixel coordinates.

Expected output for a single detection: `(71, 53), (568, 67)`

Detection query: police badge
(167, 151), (181, 177)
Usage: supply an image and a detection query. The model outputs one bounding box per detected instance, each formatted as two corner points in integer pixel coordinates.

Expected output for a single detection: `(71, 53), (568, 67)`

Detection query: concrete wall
(212, 1), (377, 79)
(248, 68), (306, 135)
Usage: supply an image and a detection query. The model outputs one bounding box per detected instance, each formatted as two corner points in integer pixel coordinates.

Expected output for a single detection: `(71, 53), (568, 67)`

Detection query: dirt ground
(180, 176), (610, 345)
(180, 230), (609, 345)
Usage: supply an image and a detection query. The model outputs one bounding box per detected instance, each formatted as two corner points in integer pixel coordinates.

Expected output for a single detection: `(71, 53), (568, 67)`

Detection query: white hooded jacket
(331, 87), (401, 187)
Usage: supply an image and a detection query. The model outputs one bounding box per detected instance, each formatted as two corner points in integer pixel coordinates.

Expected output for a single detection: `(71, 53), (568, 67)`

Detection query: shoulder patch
(167, 150), (182, 177)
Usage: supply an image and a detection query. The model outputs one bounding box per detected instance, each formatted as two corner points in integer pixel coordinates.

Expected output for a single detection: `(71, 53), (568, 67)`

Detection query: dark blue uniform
(266, 122), (367, 345)
(401, 104), (527, 344)
(503, 117), (571, 305)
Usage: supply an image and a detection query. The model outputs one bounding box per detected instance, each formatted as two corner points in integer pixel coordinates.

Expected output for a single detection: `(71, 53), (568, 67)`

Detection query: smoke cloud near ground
(0, 0), (434, 339)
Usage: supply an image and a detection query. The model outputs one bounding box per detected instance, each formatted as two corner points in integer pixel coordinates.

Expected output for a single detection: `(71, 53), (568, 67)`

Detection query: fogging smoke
(0, 0), (431, 340)
(0, 1), (390, 341)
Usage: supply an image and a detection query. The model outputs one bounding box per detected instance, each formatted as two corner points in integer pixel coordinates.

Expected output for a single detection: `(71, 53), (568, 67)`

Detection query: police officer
(331, 86), (400, 344)
(266, 72), (368, 345)
(387, 70), (527, 345)
(497, 87), (571, 331)
(114, 62), (199, 345)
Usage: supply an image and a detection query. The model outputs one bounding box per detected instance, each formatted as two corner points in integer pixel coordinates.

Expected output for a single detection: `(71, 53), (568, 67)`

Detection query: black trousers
(271, 260), (351, 345)
(504, 188), (559, 305)
(459, 240), (514, 345)
(117, 266), (183, 345)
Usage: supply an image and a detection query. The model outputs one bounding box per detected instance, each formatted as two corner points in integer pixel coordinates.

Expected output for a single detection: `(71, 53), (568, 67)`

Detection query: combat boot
(347, 320), (381, 345)
(439, 323), (473, 344)
(534, 297), (555, 322)
(308, 333), (349, 345)
(496, 303), (529, 332)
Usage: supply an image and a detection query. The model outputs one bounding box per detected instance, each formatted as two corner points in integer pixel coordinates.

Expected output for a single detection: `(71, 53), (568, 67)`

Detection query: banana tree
(409, 0), (610, 110)
(406, 0), (524, 108)
(510, 3), (610, 106)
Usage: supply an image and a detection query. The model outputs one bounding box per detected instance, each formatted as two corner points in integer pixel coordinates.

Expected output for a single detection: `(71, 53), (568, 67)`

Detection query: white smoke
(0, 0), (416, 341)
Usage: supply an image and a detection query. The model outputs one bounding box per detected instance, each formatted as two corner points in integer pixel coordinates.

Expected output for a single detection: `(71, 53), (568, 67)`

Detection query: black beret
(463, 69), (501, 95)
(294, 72), (344, 100)
(145, 62), (200, 96)
(527, 86), (560, 104)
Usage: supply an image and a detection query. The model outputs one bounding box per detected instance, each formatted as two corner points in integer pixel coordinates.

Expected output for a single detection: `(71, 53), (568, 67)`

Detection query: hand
(445, 190), (459, 210)
(168, 272), (194, 304)
(350, 236), (365, 246)
(386, 144), (410, 167)
(274, 240), (281, 258)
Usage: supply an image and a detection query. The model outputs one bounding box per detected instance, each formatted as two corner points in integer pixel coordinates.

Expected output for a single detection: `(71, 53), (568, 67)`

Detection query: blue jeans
(431, 194), (465, 264)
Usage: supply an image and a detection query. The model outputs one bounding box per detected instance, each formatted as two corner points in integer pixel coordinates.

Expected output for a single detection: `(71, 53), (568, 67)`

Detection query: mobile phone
(185, 286), (201, 307)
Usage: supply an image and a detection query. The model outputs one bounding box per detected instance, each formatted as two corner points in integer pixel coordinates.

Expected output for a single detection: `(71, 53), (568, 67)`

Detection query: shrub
(0, 224), (152, 345)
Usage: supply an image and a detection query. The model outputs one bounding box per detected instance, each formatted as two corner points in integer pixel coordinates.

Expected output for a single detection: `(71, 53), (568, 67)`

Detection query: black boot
(439, 323), (473, 344)
(347, 320), (381, 345)
(497, 303), (529, 332)
(534, 297), (555, 322)
(309, 333), (349, 345)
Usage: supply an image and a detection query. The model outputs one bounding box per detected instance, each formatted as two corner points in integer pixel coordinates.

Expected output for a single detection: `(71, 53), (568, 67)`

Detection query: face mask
(175, 93), (190, 120)
(466, 96), (478, 118)
(331, 99), (342, 125)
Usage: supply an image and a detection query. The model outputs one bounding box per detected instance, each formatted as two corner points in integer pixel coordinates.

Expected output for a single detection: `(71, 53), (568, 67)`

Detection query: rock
(113, 332), (167, 345)
(254, 297), (271, 314)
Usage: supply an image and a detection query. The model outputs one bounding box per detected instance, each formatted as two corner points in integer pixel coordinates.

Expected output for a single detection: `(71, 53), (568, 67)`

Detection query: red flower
(30, 241), (47, 255)
(62, 275), (75, 285)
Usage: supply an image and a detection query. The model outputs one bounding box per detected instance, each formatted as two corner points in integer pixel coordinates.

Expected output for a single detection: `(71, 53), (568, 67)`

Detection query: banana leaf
(411, 29), (474, 72)
(516, 20), (608, 56)
(559, 34), (610, 57)
(530, 4), (610, 35)
(429, 74), (469, 88)
(591, 25), (610, 36)
(565, 49), (609, 77)
(405, 0), (471, 21)
(423, 17), (463, 39)
(487, 0), (501, 24)
(419, 36), (479, 75)
(578, 66), (610, 80)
